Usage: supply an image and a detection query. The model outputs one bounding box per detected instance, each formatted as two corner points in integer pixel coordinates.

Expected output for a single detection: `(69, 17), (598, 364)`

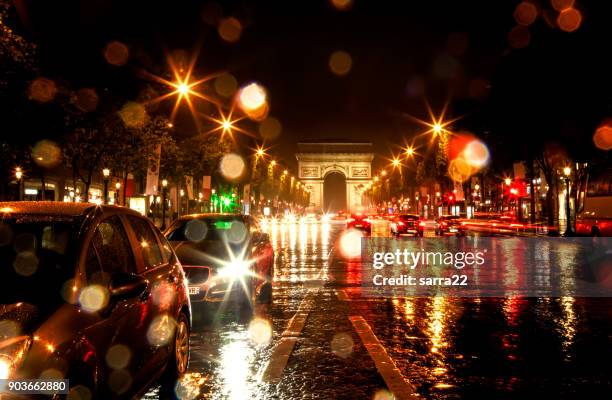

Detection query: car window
(155, 229), (174, 262)
(126, 215), (163, 271)
(88, 215), (136, 277)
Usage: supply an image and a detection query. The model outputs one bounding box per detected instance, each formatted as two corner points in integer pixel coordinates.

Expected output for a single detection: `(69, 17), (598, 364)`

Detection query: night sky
(14, 0), (611, 169)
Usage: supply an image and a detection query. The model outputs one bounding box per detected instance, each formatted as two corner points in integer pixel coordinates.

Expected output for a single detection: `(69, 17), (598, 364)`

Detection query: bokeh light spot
(238, 83), (267, 111)
(514, 2), (538, 26)
(119, 102), (148, 128)
(227, 221), (248, 243)
(214, 73), (238, 98)
(13, 251), (39, 276)
(79, 285), (109, 313)
(73, 88), (99, 113)
(32, 140), (62, 169)
(258, 117), (282, 141)
(557, 8), (582, 32)
(147, 314), (176, 346)
(329, 51), (353, 76)
(104, 41), (129, 66)
(248, 318), (272, 346)
(551, 0), (575, 12)
(508, 25), (531, 49)
(218, 17), (242, 43)
(373, 389), (395, 400)
(184, 219), (208, 242)
(330, 0), (353, 11)
(108, 369), (132, 394)
(463, 139), (490, 168)
(338, 229), (363, 259)
(28, 78), (57, 103)
(219, 153), (246, 181)
(330, 332), (354, 358)
(67, 385), (92, 400)
(106, 344), (132, 370)
(593, 122), (612, 151)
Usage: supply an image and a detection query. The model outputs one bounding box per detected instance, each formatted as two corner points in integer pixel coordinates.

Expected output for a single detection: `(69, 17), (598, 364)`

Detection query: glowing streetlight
(270, 160), (276, 167)
(432, 123), (443, 135)
(381, 170), (387, 177)
(15, 167), (23, 201)
(256, 147), (265, 158)
(374, 176), (380, 182)
(283, 170), (288, 175)
(504, 177), (512, 186)
(405, 146), (415, 156)
(392, 158), (401, 168)
(161, 179), (168, 230)
(563, 166), (571, 177)
(102, 168), (110, 204)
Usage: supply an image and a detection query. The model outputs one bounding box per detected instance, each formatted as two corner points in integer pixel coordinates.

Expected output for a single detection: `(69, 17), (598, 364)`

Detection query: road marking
(349, 316), (418, 399)
(261, 289), (318, 383)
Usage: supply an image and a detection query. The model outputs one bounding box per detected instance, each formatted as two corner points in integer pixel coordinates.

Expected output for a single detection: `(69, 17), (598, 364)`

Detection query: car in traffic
(0, 202), (191, 398)
(164, 213), (274, 305)
(346, 213), (371, 233)
(390, 214), (424, 236)
(435, 215), (466, 236)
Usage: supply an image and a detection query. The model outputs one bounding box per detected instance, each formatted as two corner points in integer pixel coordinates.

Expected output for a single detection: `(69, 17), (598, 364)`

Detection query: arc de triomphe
(296, 142), (374, 213)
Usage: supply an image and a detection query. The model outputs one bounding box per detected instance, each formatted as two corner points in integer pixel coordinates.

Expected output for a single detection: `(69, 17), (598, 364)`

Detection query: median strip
(349, 315), (418, 399)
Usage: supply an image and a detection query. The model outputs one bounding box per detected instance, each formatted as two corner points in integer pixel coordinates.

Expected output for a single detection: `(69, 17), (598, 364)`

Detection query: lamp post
(161, 179), (168, 230)
(15, 167), (23, 201)
(563, 166), (572, 236)
(114, 181), (121, 205)
(102, 168), (110, 204)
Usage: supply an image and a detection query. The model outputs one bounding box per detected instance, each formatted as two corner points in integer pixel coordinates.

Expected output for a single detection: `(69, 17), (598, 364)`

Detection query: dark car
(164, 214), (274, 304)
(391, 214), (424, 236)
(435, 215), (466, 236)
(0, 202), (191, 398)
(346, 213), (371, 232)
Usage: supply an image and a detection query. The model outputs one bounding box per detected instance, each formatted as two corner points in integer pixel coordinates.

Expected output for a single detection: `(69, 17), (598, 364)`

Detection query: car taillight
(397, 221), (404, 226)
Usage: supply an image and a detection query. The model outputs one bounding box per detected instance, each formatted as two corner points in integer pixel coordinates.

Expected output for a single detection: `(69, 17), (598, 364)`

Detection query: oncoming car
(164, 214), (274, 305)
(0, 202), (191, 399)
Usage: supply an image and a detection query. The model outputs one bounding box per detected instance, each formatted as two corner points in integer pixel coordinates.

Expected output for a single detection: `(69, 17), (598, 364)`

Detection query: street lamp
(114, 181), (121, 205)
(102, 168), (110, 204)
(161, 179), (168, 230)
(504, 177), (512, 186)
(15, 167), (23, 201)
(405, 146), (415, 157)
(563, 166), (572, 236)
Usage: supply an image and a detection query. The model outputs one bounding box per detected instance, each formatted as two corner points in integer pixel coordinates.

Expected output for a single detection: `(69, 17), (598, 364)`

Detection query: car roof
(0, 201), (143, 218)
(173, 213), (246, 222)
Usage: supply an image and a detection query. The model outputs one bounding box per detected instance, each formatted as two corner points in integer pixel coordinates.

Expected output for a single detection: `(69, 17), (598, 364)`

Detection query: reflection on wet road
(145, 222), (612, 399)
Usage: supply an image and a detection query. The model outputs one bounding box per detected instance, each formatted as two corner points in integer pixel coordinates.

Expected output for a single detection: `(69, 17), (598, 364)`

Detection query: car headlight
(0, 336), (32, 379)
(218, 260), (251, 278)
(0, 355), (11, 379)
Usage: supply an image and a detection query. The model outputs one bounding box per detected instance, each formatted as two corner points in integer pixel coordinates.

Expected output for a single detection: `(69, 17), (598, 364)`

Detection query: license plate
(188, 286), (201, 295)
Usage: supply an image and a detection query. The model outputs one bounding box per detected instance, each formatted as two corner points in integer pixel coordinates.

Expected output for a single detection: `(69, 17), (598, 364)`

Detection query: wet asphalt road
(143, 221), (612, 400)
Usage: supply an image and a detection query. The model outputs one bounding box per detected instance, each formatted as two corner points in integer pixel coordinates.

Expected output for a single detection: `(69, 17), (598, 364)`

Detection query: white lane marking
(261, 289), (318, 383)
(349, 316), (419, 399)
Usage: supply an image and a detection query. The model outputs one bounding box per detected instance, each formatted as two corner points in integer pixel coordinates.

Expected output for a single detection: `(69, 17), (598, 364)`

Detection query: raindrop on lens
(0, 320), (20, 341)
(108, 369), (132, 394)
(119, 102), (148, 128)
(13, 251), (39, 276)
(67, 385), (92, 400)
(28, 77), (57, 103)
(329, 51), (352, 76)
(147, 315), (176, 346)
(184, 219), (208, 242)
(79, 285), (109, 313)
(227, 221), (247, 243)
(106, 344), (132, 369)
(32, 140), (62, 169)
(330, 332), (354, 358)
(104, 41), (129, 66)
(259, 117), (282, 141)
(248, 318), (272, 346)
(219, 153), (246, 181)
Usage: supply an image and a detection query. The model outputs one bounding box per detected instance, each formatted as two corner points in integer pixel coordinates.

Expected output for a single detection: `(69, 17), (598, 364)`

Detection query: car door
(81, 214), (151, 396)
(125, 215), (182, 373)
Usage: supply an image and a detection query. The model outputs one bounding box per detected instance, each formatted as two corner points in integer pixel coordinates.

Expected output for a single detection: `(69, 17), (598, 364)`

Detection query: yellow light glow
(505, 178), (512, 186)
(406, 147), (414, 156)
(392, 158), (401, 167)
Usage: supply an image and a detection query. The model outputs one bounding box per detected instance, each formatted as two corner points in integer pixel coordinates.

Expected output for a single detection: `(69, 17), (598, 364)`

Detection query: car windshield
(400, 215), (418, 220)
(166, 216), (250, 244)
(0, 217), (78, 311)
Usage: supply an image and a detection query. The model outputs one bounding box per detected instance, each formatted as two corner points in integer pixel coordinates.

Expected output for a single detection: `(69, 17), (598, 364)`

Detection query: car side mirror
(109, 273), (148, 300)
